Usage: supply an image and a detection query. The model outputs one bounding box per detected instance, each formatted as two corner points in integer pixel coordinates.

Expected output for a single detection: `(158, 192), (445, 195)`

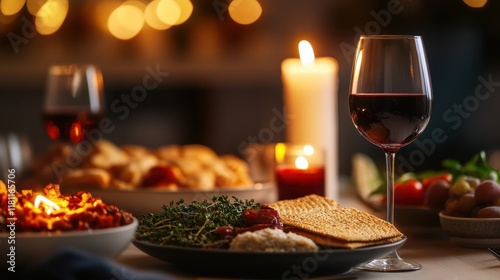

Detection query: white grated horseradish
(229, 228), (318, 252)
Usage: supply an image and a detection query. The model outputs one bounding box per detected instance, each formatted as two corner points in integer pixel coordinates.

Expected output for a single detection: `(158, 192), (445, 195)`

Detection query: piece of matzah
(268, 195), (403, 249)
(268, 194), (340, 220)
(286, 228), (403, 249)
(284, 207), (402, 242)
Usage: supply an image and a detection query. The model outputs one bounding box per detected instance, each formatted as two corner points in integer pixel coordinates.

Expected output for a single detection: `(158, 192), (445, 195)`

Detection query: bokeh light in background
(107, 1), (145, 40)
(0, 0), (26, 16)
(228, 0), (262, 25)
(94, 0), (122, 33)
(0, 0), (488, 40)
(144, 0), (172, 30)
(463, 0), (488, 8)
(156, 0), (181, 26)
(172, 0), (193, 25)
(35, 0), (69, 35)
(0, 0), (23, 26)
(0, 0), (261, 39)
(26, 0), (46, 15)
(105, 0), (194, 39)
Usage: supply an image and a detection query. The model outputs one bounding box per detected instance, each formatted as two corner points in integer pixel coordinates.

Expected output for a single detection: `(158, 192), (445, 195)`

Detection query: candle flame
(34, 195), (61, 215)
(298, 40), (315, 66)
(295, 156), (309, 170)
(302, 145), (314, 156)
(275, 142), (286, 164)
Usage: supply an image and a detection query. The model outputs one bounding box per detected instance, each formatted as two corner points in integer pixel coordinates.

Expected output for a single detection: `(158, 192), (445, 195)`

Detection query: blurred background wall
(1, 0), (499, 176)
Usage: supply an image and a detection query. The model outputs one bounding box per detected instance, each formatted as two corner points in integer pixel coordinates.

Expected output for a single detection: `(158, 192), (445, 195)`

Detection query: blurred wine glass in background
(42, 64), (105, 145)
(0, 133), (33, 182)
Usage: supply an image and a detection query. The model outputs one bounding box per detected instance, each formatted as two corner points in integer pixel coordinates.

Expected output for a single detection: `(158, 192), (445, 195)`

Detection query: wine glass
(42, 64), (105, 145)
(349, 35), (432, 271)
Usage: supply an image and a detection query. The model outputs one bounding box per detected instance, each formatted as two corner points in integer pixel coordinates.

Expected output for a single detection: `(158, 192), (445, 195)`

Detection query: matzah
(286, 228), (403, 249)
(268, 194), (340, 218)
(268, 195), (404, 249)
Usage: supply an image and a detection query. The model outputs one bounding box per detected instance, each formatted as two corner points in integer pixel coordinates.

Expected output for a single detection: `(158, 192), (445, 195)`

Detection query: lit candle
(275, 143), (325, 200)
(34, 195), (61, 215)
(281, 40), (339, 200)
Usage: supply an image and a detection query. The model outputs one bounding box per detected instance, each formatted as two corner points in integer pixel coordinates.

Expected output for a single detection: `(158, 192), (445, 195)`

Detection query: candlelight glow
(145, 0), (171, 30)
(299, 40), (315, 66)
(45, 121), (60, 140)
(275, 142), (286, 164)
(463, 0), (487, 8)
(295, 156), (309, 170)
(69, 123), (83, 144)
(34, 195), (61, 215)
(124, 0), (147, 11)
(229, 0), (262, 25)
(172, 0), (193, 25)
(1, 0), (26, 16)
(108, 1), (145, 40)
(303, 145), (314, 156)
(93, 0), (121, 33)
(157, 0), (181, 26)
(2, 184), (133, 232)
(35, 0), (69, 35)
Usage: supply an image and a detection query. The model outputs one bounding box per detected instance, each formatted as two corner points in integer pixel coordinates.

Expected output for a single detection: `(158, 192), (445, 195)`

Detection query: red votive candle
(275, 165), (325, 200)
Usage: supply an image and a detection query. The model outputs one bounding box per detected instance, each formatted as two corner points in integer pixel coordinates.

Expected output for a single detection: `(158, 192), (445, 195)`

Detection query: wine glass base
(354, 256), (421, 272)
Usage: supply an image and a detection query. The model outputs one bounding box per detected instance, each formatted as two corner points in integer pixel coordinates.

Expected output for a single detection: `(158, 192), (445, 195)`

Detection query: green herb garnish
(135, 196), (260, 248)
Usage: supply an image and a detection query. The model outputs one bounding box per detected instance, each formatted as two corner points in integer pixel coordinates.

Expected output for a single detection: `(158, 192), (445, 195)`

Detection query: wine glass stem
(384, 150), (396, 224)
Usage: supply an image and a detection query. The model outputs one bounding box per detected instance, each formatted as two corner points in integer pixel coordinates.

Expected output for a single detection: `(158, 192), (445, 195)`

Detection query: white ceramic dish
(68, 183), (277, 216)
(0, 218), (138, 268)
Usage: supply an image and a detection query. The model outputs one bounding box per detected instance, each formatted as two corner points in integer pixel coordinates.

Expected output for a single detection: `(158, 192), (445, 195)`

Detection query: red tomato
(422, 173), (453, 191)
(141, 166), (178, 187)
(394, 179), (425, 205)
(242, 209), (259, 225)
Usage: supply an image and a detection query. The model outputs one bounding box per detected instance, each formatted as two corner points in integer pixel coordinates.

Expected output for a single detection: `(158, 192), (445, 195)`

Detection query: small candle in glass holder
(275, 143), (325, 200)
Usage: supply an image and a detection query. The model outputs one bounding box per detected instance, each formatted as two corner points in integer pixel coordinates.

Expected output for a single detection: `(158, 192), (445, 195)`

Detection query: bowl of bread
(24, 140), (276, 216)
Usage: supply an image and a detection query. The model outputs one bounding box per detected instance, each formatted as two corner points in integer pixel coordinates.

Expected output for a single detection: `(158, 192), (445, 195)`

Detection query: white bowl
(0, 217), (138, 268)
(71, 182), (277, 216)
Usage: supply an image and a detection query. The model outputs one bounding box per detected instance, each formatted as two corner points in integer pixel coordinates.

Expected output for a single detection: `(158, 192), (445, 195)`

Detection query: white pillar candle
(281, 40), (339, 200)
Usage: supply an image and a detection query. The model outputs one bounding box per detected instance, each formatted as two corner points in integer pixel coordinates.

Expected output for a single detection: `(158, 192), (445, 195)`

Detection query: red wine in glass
(349, 35), (432, 272)
(43, 64), (104, 145)
(349, 93), (431, 151)
(42, 111), (103, 144)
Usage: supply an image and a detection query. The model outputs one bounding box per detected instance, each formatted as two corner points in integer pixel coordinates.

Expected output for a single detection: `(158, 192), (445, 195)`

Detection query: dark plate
(132, 236), (407, 278)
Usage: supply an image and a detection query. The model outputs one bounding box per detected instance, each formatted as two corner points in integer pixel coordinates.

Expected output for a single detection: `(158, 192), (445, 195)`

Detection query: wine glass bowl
(350, 35), (432, 152)
(350, 93), (431, 151)
(349, 35), (432, 272)
(42, 64), (105, 144)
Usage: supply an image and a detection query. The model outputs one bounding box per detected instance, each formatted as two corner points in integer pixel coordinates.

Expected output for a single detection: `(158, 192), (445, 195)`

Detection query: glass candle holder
(274, 143), (325, 200)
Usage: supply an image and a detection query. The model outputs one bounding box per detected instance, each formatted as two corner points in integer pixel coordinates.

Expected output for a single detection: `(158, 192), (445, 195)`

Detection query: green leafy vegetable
(135, 196), (260, 248)
(442, 151), (499, 181)
(369, 151), (499, 196)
